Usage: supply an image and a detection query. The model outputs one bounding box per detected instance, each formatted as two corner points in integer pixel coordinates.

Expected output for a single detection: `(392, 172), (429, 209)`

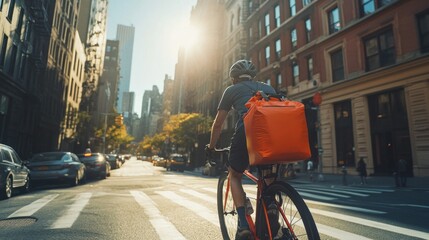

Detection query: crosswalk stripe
(304, 199), (385, 214)
(156, 191), (219, 226)
(317, 222), (373, 240)
(179, 189), (216, 204)
(50, 193), (92, 229)
(201, 187), (217, 193)
(310, 207), (429, 239)
(130, 190), (186, 240)
(302, 186), (370, 197)
(8, 194), (59, 218)
(297, 188), (350, 198)
(299, 192), (336, 201)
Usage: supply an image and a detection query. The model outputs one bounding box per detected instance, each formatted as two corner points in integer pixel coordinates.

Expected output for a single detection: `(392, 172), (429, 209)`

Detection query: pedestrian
(356, 157), (367, 185)
(341, 165), (348, 186)
(307, 159), (314, 182)
(206, 60), (277, 240)
(397, 158), (407, 187)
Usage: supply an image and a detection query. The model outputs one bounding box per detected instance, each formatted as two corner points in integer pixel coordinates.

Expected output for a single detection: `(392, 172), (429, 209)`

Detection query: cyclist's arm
(208, 109), (228, 149)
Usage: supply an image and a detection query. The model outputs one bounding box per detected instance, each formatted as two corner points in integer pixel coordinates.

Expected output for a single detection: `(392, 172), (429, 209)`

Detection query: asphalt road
(0, 157), (428, 240)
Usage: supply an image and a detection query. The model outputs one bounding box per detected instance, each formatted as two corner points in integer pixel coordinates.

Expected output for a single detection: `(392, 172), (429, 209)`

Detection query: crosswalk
(2, 184), (429, 240)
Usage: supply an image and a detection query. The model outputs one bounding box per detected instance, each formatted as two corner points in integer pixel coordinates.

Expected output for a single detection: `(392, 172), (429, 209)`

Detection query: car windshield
(31, 153), (69, 162)
(173, 157), (185, 162)
(77, 154), (101, 161)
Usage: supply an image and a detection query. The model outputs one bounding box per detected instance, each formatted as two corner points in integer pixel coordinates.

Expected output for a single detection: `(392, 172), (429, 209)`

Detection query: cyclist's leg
(263, 181), (320, 240)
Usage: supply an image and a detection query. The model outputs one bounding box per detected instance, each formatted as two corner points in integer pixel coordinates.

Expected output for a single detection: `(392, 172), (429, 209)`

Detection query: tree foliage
(138, 113), (212, 156)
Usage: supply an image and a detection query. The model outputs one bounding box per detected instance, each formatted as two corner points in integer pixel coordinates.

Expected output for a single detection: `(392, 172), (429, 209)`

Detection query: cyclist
(206, 60), (276, 240)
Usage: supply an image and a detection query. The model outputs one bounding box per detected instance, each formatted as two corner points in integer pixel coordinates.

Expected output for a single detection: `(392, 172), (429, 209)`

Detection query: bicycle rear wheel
(217, 171), (238, 240)
(264, 181), (319, 240)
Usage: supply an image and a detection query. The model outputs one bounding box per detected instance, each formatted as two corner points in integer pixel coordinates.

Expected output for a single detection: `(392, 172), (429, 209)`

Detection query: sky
(106, 0), (198, 116)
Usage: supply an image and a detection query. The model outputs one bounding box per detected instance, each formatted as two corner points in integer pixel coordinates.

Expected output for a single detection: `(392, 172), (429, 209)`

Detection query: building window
(290, 0), (296, 17)
(291, 28), (297, 49)
(307, 56), (313, 80)
(292, 61), (299, 86)
(258, 19), (262, 38)
(266, 79), (271, 85)
(0, 0), (4, 11)
(360, 0), (375, 17)
(265, 45), (270, 65)
(331, 49), (344, 82)
(303, 0), (312, 7)
(265, 13), (270, 35)
(417, 10), (429, 53)
(274, 5), (281, 28)
(334, 100), (355, 167)
(276, 73), (282, 85)
(7, 0), (15, 21)
(0, 35), (8, 68)
(364, 28), (395, 71)
(230, 14), (234, 32)
(248, 0), (254, 14)
(328, 7), (341, 34)
(305, 18), (312, 43)
(9, 44), (17, 75)
(275, 39), (281, 59)
(237, 8), (241, 24)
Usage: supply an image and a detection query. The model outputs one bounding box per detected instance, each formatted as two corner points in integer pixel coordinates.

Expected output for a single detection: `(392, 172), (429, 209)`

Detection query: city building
(244, 0), (429, 176)
(98, 39), (120, 115)
(0, 0), (53, 158)
(115, 24), (135, 113)
(140, 86), (162, 137)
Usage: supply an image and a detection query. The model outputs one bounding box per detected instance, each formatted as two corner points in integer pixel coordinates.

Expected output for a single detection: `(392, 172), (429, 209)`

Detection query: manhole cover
(0, 217), (37, 227)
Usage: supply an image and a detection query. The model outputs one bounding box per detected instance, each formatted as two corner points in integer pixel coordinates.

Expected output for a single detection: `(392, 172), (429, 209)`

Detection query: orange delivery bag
(243, 92), (311, 166)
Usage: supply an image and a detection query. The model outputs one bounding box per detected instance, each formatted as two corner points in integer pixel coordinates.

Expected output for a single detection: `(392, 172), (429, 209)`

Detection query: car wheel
(70, 173), (79, 187)
(0, 176), (13, 199)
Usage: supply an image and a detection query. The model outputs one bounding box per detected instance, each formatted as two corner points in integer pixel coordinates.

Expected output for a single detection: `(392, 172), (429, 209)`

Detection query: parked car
(152, 156), (166, 167)
(106, 154), (121, 169)
(26, 152), (86, 187)
(166, 154), (186, 172)
(0, 144), (31, 199)
(77, 153), (111, 179)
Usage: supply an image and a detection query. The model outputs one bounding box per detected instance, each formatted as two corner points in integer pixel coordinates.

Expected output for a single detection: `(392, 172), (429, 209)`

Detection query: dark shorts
(229, 123), (249, 173)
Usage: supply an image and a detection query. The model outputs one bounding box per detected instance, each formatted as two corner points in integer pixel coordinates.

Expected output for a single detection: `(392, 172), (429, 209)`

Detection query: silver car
(27, 152), (86, 187)
(0, 144), (31, 199)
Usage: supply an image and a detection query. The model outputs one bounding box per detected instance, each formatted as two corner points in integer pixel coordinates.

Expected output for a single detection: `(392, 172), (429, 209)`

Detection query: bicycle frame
(223, 167), (297, 240)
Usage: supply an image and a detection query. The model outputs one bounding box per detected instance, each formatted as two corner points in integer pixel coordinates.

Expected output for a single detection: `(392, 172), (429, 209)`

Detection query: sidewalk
(288, 172), (429, 190)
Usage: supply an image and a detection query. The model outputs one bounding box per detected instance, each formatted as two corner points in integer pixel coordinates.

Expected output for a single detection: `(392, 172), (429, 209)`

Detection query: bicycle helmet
(229, 60), (257, 79)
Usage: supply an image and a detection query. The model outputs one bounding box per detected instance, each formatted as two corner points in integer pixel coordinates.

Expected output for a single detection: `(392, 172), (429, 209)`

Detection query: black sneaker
(235, 227), (253, 240)
(267, 201), (280, 236)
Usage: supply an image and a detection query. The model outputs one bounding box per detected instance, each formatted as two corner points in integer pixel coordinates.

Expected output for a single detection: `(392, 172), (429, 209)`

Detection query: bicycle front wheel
(217, 171), (238, 240)
(264, 181), (320, 240)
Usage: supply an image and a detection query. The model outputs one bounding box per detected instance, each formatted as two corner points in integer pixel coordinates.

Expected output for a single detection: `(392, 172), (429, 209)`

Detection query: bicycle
(207, 147), (319, 240)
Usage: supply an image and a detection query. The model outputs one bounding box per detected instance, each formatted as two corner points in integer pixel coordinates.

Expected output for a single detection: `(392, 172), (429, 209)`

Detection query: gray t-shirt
(218, 80), (276, 119)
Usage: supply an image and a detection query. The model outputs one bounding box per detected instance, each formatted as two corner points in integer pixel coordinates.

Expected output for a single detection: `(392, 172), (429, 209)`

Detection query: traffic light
(114, 114), (123, 125)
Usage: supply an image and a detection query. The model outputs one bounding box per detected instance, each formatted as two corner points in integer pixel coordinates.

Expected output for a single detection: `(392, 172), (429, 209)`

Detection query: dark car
(27, 152), (86, 186)
(106, 154), (121, 169)
(166, 154), (186, 172)
(0, 144), (31, 199)
(77, 153), (110, 179)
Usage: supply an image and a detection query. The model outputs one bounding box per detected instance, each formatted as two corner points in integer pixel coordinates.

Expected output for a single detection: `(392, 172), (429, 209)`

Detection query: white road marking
(297, 188), (350, 198)
(50, 193), (92, 229)
(310, 207), (429, 239)
(156, 191), (219, 226)
(130, 190), (186, 240)
(8, 194), (59, 218)
(316, 222), (373, 240)
(180, 189), (216, 204)
(304, 199), (385, 214)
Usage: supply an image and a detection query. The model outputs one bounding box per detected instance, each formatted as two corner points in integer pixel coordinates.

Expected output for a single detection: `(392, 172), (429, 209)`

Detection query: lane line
(300, 186), (370, 197)
(50, 193), (92, 229)
(156, 191), (219, 226)
(8, 194), (59, 218)
(297, 188), (350, 198)
(130, 190), (186, 240)
(304, 199), (385, 214)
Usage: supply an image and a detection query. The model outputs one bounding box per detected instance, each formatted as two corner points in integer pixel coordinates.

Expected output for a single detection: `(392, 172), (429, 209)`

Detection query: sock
(237, 206), (249, 229)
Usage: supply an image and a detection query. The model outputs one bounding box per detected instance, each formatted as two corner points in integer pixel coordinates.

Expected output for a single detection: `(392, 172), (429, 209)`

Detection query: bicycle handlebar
(205, 147), (230, 167)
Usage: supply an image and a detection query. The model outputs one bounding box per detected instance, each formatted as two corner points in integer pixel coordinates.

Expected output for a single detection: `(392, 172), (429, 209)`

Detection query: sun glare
(173, 23), (200, 50)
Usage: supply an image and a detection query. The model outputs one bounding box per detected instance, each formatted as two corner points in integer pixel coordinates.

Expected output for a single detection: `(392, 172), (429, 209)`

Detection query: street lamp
(312, 91), (324, 182)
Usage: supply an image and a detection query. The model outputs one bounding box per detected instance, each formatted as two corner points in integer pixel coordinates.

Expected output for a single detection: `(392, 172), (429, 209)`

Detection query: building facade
(244, 0), (429, 176)
(116, 24), (135, 113)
